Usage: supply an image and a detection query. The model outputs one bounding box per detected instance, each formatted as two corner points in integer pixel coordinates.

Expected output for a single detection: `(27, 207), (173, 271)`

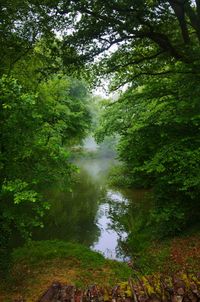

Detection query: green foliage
(0, 74), (91, 273)
(0, 2), (94, 273)
(64, 0), (200, 241)
(108, 165), (149, 188)
(66, 1), (200, 241)
(37, 75), (91, 145)
(1, 0), (200, 278)
(96, 65), (200, 239)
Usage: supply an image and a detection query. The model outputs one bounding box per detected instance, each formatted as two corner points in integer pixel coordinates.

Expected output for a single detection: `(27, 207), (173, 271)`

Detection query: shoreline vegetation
(0, 238), (199, 301)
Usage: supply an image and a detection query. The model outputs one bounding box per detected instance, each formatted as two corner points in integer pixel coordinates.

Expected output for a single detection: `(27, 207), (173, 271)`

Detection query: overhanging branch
(107, 51), (165, 73)
(115, 70), (200, 89)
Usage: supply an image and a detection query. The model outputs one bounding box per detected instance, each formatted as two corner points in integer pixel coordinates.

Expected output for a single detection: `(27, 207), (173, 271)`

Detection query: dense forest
(0, 0), (200, 297)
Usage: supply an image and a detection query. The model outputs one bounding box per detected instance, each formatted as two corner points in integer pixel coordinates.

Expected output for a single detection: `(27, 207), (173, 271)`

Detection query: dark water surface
(33, 156), (146, 260)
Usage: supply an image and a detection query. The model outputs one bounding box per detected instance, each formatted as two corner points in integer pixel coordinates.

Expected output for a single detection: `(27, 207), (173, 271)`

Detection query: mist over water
(83, 136), (98, 152)
(31, 136), (145, 260)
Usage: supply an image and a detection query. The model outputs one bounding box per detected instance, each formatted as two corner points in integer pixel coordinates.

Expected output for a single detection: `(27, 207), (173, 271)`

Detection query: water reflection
(91, 190), (128, 259)
(33, 168), (102, 246)
(33, 156), (146, 260)
(106, 188), (151, 258)
(92, 203), (127, 259)
(107, 190), (128, 204)
(33, 158), (115, 248)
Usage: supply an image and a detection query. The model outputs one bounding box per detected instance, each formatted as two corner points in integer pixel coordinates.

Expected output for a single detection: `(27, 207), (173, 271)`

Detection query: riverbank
(0, 237), (200, 301)
(1, 153), (199, 301)
(0, 241), (132, 301)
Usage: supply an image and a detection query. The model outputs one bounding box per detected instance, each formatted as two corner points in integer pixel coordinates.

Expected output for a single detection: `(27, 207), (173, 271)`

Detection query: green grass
(12, 240), (105, 268)
(12, 240), (132, 280)
(1, 237), (199, 301)
(0, 240), (132, 301)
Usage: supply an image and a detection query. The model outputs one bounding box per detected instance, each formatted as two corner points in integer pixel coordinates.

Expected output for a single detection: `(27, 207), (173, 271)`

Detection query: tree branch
(67, 3), (184, 62)
(144, 31), (183, 60)
(107, 51), (165, 73)
(185, 1), (200, 41)
(195, 0), (200, 20)
(168, 0), (190, 44)
(82, 37), (128, 60)
(115, 70), (200, 89)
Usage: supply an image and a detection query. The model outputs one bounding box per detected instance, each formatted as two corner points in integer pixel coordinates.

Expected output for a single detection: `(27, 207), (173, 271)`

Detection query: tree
(96, 66), (200, 233)
(2, 1), (200, 74)
(0, 1), (94, 272)
(63, 1), (200, 236)
(0, 72), (91, 272)
(63, 1), (200, 72)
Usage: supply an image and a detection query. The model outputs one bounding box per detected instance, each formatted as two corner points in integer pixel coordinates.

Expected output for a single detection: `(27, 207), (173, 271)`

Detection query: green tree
(0, 74), (91, 272)
(96, 67), (200, 236)
(61, 0), (200, 236)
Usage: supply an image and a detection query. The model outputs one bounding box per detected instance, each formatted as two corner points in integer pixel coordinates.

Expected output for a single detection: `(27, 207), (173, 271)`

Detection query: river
(32, 146), (146, 261)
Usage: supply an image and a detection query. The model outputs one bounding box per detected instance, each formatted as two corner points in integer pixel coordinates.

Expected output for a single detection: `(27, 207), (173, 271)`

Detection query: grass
(12, 240), (105, 267)
(0, 235), (199, 301)
(131, 233), (200, 275)
(0, 240), (132, 302)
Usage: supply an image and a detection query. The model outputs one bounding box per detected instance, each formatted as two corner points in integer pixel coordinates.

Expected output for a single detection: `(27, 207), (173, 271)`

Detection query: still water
(33, 155), (145, 260)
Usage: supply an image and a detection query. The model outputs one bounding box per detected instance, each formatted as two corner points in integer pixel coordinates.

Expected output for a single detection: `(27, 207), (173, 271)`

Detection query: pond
(32, 151), (146, 260)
